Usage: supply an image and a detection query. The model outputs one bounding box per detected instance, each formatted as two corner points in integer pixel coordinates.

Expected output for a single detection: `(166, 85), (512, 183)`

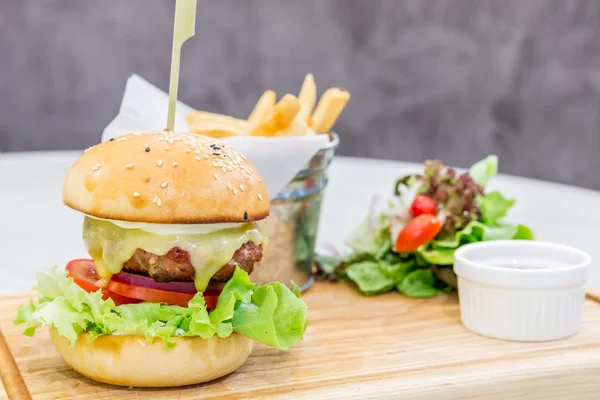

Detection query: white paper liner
(102, 74), (329, 198)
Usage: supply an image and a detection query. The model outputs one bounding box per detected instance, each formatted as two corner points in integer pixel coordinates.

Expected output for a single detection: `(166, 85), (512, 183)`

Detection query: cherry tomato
(106, 281), (220, 309)
(410, 195), (436, 217)
(395, 214), (442, 252)
(66, 259), (141, 305)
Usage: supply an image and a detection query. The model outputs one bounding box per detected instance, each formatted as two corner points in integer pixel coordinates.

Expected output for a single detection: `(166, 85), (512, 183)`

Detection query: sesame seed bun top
(63, 132), (270, 223)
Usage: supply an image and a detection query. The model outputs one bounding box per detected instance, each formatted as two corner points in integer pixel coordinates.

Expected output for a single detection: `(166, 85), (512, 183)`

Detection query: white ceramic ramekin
(454, 240), (591, 342)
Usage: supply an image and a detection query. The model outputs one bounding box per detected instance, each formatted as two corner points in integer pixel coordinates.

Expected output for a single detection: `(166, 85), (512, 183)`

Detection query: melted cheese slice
(82, 216), (264, 291)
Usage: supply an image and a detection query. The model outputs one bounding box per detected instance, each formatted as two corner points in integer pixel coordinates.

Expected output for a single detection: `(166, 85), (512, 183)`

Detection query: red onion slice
(111, 271), (226, 294)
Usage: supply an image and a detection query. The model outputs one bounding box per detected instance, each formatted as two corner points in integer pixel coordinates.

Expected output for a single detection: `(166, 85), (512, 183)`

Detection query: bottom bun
(50, 327), (253, 387)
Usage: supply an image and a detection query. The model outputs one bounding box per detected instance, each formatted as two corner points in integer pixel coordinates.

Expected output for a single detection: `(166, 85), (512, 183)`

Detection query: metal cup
(251, 133), (339, 292)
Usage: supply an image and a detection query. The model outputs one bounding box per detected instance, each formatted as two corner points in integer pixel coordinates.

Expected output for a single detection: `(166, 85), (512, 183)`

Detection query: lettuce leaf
(14, 266), (309, 350)
(397, 269), (441, 298)
(345, 261), (395, 295)
(232, 282), (308, 350)
(478, 191), (515, 225)
(345, 216), (390, 255)
(344, 260), (418, 296)
(469, 155), (498, 187)
(514, 224), (534, 240)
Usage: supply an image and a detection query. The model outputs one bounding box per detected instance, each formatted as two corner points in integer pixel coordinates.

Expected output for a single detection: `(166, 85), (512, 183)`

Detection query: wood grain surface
(0, 328), (31, 400)
(1, 283), (600, 400)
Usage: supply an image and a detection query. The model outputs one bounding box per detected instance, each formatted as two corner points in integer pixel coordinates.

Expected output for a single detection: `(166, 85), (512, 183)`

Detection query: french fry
(187, 110), (251, 132)
(298, 73), (316, 121)
(248, 90), (276, 124)
(189, 121), (246, 138)
(276, 114), (315, 137)
(249, 94), (301, 136)
(311, 88), (350, 134)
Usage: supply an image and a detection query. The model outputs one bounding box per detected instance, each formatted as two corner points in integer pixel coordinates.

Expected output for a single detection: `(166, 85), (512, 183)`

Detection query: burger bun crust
(50, 327), (253, 387)
(63, 132), (269, 224)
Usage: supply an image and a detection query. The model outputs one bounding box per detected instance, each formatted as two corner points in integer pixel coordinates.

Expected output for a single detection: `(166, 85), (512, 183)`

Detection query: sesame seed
(165, 145), (170, 151)
(195, 156), (201, 161)
(226, 183), (232, 190)
(245, 175), (250, 180)
(212, 161), (218, 167)
(152, 196), (158, 204)
(258, 193), (263, 201)
(233, 188), (238, 195)
(186, 149), (191, 153)
(109, 138), (114, 141)
(213, 152), (220, 156)
(157, 160), (163, 167)
(145, 147), (150, 152)
(203, 154), (209, 159)
(157, 198), (162, 206)
(161, 181), (168, 188)
(172, 161), (178, 167)
(227, 166), (233, 171)
(222, 167), (227, 173)
(213, 173), (218, 180)
(169, 139), (174, 144)
(239, 184), (245, 192)
(133, 192), (140, 197)
(244, 211), (248, 220)
(258, 178), (262, 183)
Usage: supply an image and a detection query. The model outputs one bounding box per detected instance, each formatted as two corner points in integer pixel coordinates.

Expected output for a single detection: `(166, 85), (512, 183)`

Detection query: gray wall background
(2, 0), (600, 189)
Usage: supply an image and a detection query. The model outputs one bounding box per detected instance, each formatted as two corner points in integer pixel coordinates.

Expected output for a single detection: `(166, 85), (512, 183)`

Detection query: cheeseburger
(15, 131), (309, 387)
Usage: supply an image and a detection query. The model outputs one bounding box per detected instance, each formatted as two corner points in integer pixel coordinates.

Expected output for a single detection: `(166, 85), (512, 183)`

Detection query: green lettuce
(469, 155), (498, 187)
(14, 266), (308, 350)
(345, 215), (390, 255)
(397, 269), (440, 298)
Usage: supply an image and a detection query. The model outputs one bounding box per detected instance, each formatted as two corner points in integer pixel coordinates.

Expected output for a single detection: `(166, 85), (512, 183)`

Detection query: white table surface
(1, 151), (598, 294)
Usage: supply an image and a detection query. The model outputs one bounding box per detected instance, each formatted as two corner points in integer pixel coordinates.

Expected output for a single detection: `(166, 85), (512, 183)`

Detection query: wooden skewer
(586, 291), (600, 304)
(0, 328), (32, 400)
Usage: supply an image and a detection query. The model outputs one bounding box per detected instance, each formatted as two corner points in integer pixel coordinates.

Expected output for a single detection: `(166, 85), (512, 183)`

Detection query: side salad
(315, 155), (533, 298)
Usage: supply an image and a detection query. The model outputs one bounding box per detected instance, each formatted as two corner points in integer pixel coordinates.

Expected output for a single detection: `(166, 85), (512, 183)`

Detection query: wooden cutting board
(2, 283), (600, 400)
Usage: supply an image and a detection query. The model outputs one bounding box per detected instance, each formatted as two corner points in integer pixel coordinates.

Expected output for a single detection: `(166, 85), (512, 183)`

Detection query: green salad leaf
(345, 215), (390, 254)
(514, 224), (534, 240)
(345, 261), (395, 295)
(468, 155), (498, 187)
(397, 269), (440, 298)
(478, 191), (515, 225)
(15, 266), (309, 350)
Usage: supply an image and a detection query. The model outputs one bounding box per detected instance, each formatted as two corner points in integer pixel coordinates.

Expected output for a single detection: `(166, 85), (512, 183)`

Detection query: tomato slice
(106, 281), (220, 309)
(66, 259), (141, 305)
(66, 259), (101, 292)
(102, 288), (143, 305)
(395, 214), (442, 252)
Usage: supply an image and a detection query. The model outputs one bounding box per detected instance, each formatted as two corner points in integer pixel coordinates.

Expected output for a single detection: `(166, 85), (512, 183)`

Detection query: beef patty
(122, 242), (263, 282)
